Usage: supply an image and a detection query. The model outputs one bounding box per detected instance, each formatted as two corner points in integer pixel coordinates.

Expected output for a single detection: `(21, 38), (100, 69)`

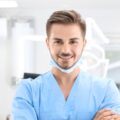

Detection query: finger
(98, 113), (115, 120)
(102, 116), (115, 120)
(113, 114), (120, 120)
(98, 109), (114, 114)
(95, 109), (115, 118)
(99, 114), (120, 120)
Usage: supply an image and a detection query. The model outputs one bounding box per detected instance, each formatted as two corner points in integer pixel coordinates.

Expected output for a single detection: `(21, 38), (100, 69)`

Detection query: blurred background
(0, 0), (120, 119)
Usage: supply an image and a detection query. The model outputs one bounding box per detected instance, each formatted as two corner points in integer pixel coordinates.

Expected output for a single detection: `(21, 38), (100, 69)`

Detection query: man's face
(46, 23), (86, 69)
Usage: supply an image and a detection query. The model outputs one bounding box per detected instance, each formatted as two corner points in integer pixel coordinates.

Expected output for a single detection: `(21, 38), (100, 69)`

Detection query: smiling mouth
(59, 56), (73, 60)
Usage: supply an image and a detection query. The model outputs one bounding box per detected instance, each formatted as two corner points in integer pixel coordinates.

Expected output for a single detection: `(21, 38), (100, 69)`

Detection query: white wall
(1, 8), (120, 35)
(0, 39), (16, 120)
(0, 8), (120, 119)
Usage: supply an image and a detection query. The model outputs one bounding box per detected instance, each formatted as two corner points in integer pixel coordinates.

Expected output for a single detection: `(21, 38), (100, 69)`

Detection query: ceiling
(1, 0), (120, 10)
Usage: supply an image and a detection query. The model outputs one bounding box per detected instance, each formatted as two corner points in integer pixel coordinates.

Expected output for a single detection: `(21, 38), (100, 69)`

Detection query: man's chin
(59, 65), (73, 70)
(58, 61), (76, 69)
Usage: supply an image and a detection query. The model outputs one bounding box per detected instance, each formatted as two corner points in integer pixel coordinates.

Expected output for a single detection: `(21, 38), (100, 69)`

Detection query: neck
(51, 67), (80, 86)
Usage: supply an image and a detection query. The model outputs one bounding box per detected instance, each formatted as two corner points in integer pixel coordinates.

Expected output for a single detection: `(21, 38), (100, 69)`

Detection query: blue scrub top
(12, 71), (120, 120)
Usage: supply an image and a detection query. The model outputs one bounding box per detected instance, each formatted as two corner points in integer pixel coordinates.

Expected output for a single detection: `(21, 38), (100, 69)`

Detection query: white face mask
(50, 57), (83, 73)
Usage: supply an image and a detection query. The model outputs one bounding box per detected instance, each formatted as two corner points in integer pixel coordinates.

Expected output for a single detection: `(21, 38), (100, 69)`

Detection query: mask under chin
(50, 58), (82, 73)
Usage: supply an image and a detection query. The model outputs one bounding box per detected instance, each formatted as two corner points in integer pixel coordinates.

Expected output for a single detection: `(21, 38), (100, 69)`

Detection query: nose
(61, 43), (70, 53)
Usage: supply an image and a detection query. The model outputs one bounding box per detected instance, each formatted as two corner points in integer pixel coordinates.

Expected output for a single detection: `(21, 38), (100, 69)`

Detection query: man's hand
(94, 109), (120, 120)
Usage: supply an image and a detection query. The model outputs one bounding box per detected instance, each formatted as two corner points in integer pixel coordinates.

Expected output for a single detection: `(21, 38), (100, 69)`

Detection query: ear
(46, 38), (49, 49)
(46, 38), (49, 47)
(83, 39), (87, 47)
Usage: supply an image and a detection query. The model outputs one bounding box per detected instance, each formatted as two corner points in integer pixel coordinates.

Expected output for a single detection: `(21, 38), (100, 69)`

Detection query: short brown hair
(46, 10), (86, 38)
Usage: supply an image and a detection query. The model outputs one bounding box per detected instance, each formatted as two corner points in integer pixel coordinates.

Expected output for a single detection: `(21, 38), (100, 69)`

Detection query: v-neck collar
(49, 71), (81, 104)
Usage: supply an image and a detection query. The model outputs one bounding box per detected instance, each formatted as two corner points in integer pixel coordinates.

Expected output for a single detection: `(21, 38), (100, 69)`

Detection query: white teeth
(59, 56), (72, 60)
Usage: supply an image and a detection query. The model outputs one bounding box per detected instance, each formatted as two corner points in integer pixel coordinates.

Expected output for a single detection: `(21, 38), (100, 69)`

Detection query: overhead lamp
(85, 17), (109, 45)
(0, 0), (18, 8)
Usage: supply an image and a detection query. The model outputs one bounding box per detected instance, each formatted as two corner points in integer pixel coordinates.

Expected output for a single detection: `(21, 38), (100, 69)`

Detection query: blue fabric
(12, 71), (120, 120)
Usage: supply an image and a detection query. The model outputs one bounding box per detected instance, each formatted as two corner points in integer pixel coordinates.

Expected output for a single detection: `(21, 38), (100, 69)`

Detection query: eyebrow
(53, 38), (63, 41)
(70, 37), (80, 40)
(53, 37), (80, 41)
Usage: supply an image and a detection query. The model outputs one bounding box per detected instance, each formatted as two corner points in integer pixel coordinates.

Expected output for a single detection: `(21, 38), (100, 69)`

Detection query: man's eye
(70, 41), (78, 44)
(54, 41), (62, 44)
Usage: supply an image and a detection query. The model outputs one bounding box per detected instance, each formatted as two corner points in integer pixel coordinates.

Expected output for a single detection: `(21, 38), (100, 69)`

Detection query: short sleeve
(11, 79), (38, 120)
(99, 79), (120, 114)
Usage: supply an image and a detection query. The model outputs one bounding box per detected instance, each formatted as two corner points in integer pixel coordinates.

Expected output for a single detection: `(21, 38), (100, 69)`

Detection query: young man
(12, 10), (120, 120)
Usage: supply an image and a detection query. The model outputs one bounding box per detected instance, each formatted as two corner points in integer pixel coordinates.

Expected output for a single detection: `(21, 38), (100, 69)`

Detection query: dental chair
(23, 72), (40, 79)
